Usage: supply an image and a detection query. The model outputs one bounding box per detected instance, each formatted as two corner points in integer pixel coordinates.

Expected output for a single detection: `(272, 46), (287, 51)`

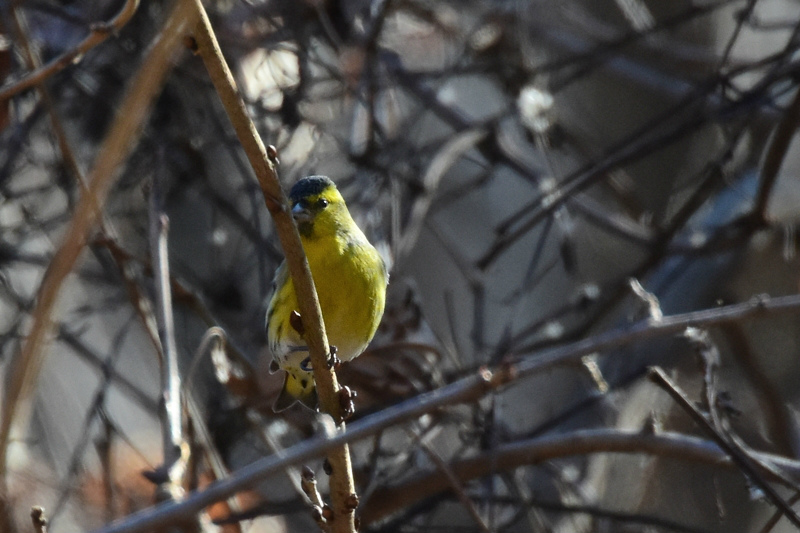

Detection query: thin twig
(0, 0), (197, 477)
(752, 84), (800, 221)
(648, 366), (800, 528)
(87, 293), (800, 533)
(148, 172), (187, 503)
(417, 439), (492, 533)
(90, 423), (800, 533)
(361, 424), (800, 527)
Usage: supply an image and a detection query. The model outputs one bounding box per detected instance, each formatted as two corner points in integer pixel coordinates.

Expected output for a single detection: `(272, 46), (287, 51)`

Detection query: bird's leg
(298, 346), (338, 372)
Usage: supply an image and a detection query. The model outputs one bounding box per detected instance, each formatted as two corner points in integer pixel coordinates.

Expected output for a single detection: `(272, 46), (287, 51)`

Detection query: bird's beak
(292, 202), (312, 223)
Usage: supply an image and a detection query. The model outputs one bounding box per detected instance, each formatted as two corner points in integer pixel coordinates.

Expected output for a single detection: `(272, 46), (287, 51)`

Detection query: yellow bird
(267, 176), (388, 411)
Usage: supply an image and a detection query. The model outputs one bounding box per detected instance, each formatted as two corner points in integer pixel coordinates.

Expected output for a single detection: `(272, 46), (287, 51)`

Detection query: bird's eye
(317, 198), (329, 209)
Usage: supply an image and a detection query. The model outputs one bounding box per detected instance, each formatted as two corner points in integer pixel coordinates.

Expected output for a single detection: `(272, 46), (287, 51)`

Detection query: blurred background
(3, 0), (800, 531)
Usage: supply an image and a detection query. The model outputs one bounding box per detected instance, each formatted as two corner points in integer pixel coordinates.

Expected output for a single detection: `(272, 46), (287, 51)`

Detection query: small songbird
(266, 176), (388, 411)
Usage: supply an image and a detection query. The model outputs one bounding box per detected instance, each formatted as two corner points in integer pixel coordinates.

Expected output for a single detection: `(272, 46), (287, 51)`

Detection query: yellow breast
(304, 233), (387, 361)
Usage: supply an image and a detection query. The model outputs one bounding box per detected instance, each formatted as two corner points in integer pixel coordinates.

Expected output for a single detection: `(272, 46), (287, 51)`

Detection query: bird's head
(288, 176), (351, 239)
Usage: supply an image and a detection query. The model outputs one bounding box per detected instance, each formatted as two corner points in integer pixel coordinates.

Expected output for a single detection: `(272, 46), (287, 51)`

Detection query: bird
(266, 175), (388, 411)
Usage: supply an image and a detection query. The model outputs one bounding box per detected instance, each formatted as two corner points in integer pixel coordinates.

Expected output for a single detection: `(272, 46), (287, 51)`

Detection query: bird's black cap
(289, 176), (335, 203)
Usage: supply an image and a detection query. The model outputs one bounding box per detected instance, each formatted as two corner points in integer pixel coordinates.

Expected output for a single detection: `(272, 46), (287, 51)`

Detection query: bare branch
(88, 293), (800, 533)
(648, 366), (800, 528)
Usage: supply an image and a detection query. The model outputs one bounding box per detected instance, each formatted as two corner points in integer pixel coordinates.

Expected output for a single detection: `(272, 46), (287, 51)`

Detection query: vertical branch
(148, 171), (186, 503)
(0, 0), (198, 478)
(189, 4), (358, 533)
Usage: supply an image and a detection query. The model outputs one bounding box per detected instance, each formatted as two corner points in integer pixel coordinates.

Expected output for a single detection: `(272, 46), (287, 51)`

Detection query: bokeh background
(3, 0), (800, 532)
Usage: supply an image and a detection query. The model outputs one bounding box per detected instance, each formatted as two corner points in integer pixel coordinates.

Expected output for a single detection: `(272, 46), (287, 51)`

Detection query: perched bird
(266, 176), (388, 411)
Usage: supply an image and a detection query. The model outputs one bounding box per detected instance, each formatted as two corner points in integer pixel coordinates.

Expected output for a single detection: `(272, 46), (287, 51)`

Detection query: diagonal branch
(87, 294), (800, 533)
(188, 3), (357, 532)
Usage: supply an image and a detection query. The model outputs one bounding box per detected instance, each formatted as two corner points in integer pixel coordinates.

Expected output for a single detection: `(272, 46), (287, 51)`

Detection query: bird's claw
(299, 346), (339, 372)
(327, 346), (340, 369)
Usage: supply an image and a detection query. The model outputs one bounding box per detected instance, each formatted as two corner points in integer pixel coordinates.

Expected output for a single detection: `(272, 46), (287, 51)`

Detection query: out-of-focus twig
(648, 366), (800, 528)
(87, 293), (800, 533)
(417, 438), (491, 533)
(148, 172), (187, 504)
(360, 425), (800, 526)
(396, 128), (487, 265)
(0, 0), (197, 478)
(752, 84), (800, 221)
(0, 0), (140, 103)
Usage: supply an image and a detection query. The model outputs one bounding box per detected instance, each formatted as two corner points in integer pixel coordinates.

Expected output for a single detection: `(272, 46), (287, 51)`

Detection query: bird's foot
(327, 346), (340, 369)
(299, 346), (338, 372)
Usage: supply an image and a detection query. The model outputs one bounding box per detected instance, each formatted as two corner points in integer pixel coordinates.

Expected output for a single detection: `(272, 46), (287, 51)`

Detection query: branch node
(311, 505), (326, 524)
(267, 144), (280, 165)
(493, 359), (518, 386)
(88, 21), (114, 35)
(344, 493), (359, 512)
(338, 386), (357, 420)
(184, 35), (199, 53)
(31, 506), (47, 533)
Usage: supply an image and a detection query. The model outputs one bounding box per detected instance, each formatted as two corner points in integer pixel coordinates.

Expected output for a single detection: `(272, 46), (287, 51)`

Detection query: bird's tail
(273, 370), (318, 412)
